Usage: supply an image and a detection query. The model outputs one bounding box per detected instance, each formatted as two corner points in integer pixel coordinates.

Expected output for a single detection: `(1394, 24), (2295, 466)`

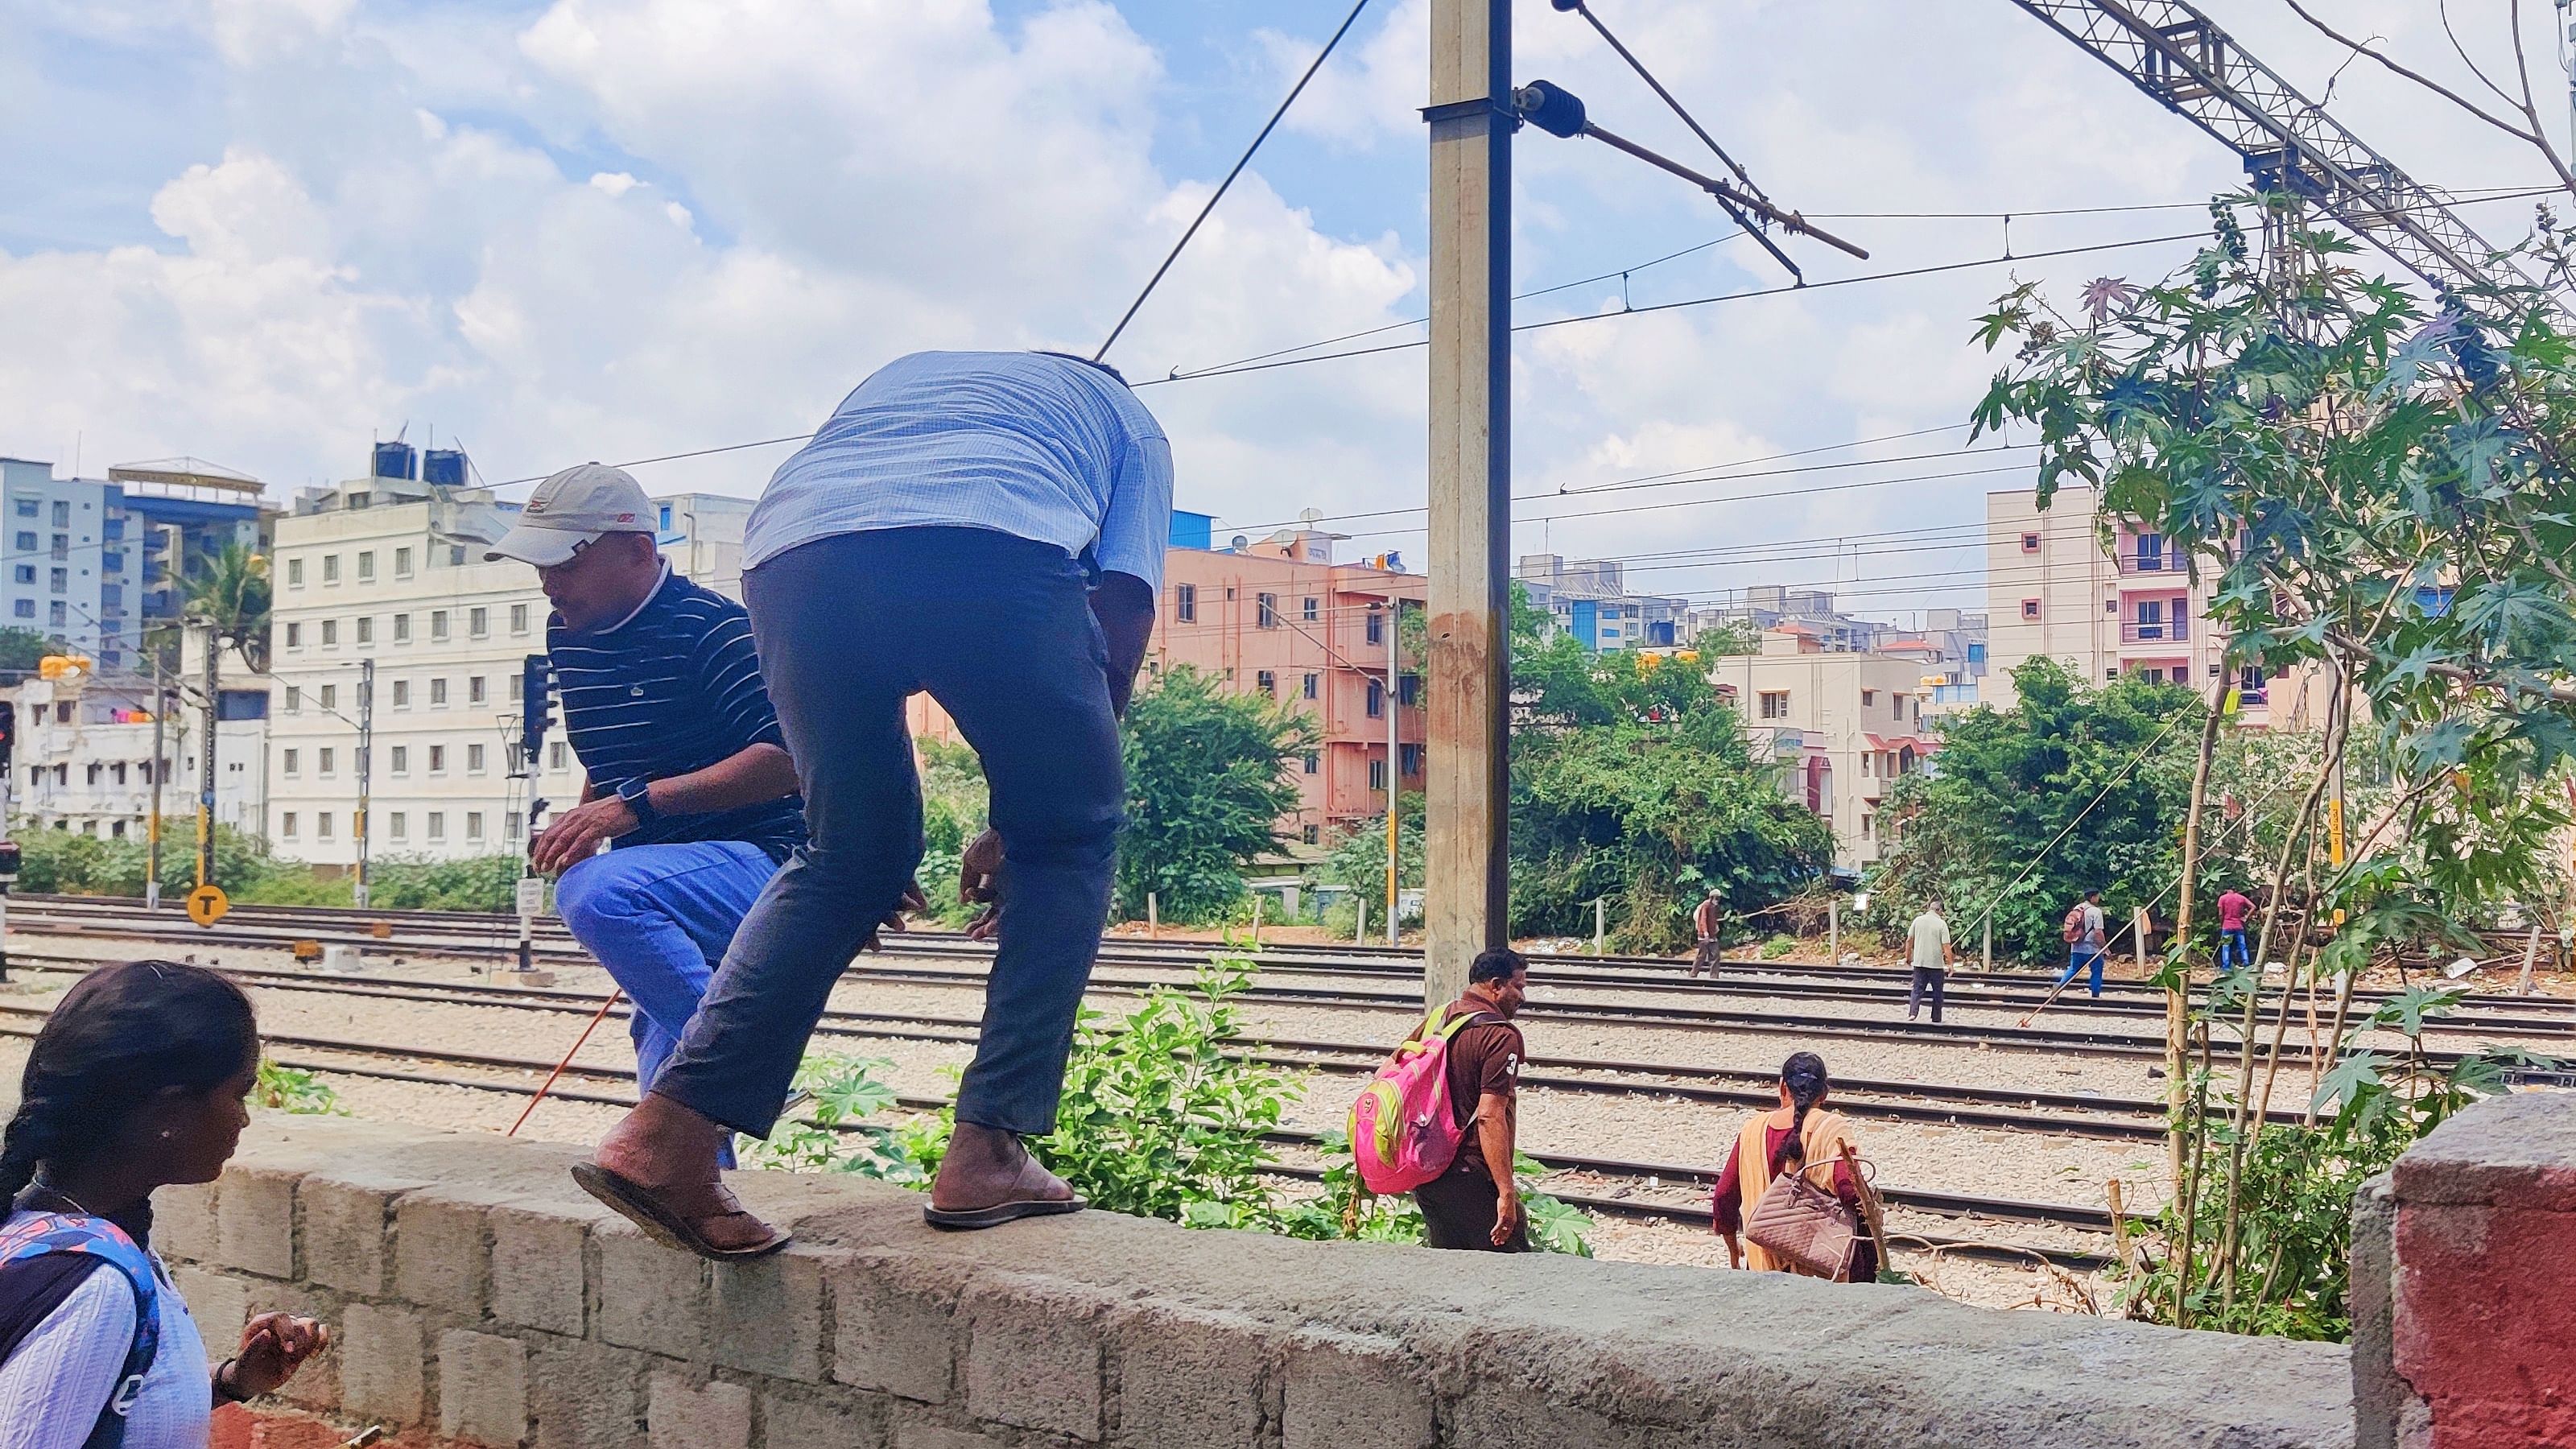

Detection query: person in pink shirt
(2215, 887), (2255, 974)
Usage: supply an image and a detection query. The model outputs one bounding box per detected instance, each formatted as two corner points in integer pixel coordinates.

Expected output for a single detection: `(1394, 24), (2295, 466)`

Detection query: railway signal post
(514, 654), (556, 978)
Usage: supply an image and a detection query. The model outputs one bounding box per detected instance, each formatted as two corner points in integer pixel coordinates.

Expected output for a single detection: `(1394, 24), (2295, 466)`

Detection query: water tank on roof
(423, 448), (468, 486)
(372, 441), (417, 481)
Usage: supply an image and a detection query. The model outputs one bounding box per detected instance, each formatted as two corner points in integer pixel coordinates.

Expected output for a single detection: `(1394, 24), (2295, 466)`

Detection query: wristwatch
(615, 778), (658, 830)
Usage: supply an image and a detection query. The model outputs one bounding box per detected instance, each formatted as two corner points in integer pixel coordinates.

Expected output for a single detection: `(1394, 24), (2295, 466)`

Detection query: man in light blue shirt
(577, 351), (1173, 1258)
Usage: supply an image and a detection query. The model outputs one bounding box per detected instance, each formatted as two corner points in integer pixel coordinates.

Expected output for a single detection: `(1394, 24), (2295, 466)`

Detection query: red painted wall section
(212, 1404), (460, 1449)
(2358, 1092), (2576, 1449)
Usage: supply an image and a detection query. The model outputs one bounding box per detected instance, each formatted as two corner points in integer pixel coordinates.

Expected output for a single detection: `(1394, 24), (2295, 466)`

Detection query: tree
(185, 543), (270, 671)
(0, 627), (53, 677)
(1690, 617), (1761, 655)
(1868, 658), (2202, 961)
(1117, 665), (1318, 923)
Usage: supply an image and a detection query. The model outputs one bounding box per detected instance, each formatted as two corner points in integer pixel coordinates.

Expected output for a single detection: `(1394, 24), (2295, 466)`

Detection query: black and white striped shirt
(548, 568), (805, 861)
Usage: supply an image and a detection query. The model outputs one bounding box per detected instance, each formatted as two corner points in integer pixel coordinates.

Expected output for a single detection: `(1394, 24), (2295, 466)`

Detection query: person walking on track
(1412, 948), (1531, 1252)
(2215, 885), (2255, 974)
(1690, 887), (1726, 977)
(2054, 888), (2110, 998)
(1710, 1051), (1876, 1281)
(576, 349), (1171, 1260)
(1905, 900), (1952, 1023)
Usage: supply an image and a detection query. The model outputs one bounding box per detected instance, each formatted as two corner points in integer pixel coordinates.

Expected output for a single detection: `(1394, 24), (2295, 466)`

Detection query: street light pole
(354, 658), (374, 909)
(1422, 0), (1513, 1008)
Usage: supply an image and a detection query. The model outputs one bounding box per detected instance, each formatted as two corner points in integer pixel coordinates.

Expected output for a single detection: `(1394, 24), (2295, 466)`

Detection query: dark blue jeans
(654, 527), (1125, 1138)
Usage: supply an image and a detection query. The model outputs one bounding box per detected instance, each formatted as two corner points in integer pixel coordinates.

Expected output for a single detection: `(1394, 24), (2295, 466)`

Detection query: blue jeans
(2056, 945), (2105, 997)
(2219, 928), (2252, 972)
(655, 527), (1125, 1139)
(555, 840), (780, 1166)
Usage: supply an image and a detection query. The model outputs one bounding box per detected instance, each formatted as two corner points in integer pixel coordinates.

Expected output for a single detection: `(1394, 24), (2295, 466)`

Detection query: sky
(0, 0), (2562, 624)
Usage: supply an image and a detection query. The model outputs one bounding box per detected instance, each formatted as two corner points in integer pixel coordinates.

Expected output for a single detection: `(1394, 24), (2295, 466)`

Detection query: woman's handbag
(1744, 1158), (1864, 1280)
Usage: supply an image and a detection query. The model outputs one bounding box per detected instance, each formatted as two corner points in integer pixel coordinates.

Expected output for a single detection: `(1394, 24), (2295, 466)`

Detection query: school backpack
(2062, 905), (2087, 944)
(0, 1211), (162, 1449)
(1348, 1004), (1496, 1195)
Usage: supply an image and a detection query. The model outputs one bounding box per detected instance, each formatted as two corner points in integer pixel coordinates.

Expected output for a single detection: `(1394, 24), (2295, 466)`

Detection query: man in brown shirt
(1413, 947), (1530, 1252)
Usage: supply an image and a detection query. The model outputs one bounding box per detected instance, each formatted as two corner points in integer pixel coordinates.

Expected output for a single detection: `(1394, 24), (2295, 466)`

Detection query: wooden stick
(1840, 1141), (1892, 1282)
(2107, 1178), (2132, 1270)
(2517, 922), (2544, 997)
(508, 989), (623, 1138)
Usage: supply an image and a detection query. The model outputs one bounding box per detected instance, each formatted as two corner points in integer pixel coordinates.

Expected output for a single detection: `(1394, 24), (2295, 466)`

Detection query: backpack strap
(0, 1213), (160, 1449)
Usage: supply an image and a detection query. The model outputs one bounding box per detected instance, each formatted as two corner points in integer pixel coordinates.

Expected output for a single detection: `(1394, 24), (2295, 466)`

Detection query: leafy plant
(742, 1054), (926, 1182)
(251, 1059), (342, 1115)
(1117, 667), (1318, 924)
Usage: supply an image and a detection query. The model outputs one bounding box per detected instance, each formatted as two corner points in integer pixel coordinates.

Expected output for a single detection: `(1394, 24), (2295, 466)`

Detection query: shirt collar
(588, 560), (673, 638)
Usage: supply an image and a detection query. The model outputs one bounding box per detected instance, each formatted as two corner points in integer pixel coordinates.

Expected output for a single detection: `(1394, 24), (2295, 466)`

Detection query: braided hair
(1772, 1051), (1831, 1174)
(1, 960), (258, 1202)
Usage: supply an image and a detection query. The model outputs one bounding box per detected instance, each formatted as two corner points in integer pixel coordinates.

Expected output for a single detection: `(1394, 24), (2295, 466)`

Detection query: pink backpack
(1348, 1005), (1495, 1195)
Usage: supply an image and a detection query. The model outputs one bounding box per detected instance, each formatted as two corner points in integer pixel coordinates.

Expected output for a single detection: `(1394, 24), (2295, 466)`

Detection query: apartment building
(266, 462), (753, 864)
(1982, 485), (2301, 724)
(10, 664), (266, 840)
(1515, 555), (1689, 650)
(1711, 627), (1940, 870)
(0, 456), (266, 671)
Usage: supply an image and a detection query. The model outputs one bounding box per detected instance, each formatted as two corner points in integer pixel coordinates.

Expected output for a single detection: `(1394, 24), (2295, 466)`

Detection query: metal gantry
(2010, 0), (2539, 300)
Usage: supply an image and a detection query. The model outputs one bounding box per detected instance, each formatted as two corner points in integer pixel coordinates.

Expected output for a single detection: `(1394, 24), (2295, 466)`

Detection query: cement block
(650, 1375), (753, 1449)
(300, 1171), (423, 1294)
(216, 1162), (298, 1280)
(963, 1282), (1104, 1442)
(527, 1336), (654, 1449)
(491, 1201), (597, 1337)
(171, 1266), (253, 1360)
(758, 1385), (886, 1449)
(440, 1329), (531, 1447)
(892, 1427), (1006, 1449)
(1283, 1339), (1435, 1449)
(1113, 1310), (1273, 1449)
(340, 1301), (426, 1424)
(712, 1245), (828, 1382)
(155, 1181), (220, 1262)
(832, 1259), (957, 1404)
(2349, 1175), (2401, 1449)
(395, 1190), (493, 1315)
(595, 1223), (708, 1360)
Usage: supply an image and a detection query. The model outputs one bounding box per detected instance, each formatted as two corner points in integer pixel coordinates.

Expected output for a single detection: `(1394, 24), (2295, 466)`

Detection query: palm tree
(184, 543), (271, 672)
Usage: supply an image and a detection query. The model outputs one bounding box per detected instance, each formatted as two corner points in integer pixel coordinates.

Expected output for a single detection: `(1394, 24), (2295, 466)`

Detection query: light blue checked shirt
(745, 351), (1174, 593)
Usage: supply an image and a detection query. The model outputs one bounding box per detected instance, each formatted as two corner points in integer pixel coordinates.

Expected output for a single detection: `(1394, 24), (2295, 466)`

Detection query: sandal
(572, 1161), (791, 1261)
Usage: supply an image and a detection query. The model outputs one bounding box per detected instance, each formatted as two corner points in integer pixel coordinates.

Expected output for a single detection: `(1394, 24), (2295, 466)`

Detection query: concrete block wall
(166, 1116), (2352, 1448)
(2351, 1092), (2576, 1449)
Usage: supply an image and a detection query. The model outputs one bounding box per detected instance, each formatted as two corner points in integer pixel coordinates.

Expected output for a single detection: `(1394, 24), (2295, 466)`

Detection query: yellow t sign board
(186, 884), (230, 927)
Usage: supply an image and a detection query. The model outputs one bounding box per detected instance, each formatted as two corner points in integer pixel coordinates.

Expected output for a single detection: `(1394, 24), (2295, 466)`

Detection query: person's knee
(555, 857), (646, 939)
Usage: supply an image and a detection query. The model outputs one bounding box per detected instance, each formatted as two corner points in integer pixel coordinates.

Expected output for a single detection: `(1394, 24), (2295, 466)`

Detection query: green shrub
(252, 1059), (343, 1115)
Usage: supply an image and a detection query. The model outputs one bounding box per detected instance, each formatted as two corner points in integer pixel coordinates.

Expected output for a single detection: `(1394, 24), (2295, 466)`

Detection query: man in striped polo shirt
(577, 351), (1170, 1259)
(491, 464), (843, 1157)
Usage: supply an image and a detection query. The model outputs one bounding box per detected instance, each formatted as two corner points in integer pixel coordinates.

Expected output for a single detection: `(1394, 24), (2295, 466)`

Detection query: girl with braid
(1709, 1051), (1877, 1280)
(0, 960), (328, 1447)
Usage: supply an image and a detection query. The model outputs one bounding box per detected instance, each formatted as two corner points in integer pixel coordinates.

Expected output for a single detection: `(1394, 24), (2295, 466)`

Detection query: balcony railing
(2120, 619), (2189, 643)
(2116, 551), (2177, 575)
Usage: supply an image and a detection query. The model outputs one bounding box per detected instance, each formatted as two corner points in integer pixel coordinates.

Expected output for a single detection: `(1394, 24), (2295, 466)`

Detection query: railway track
(0, 1006), (2118, 1271)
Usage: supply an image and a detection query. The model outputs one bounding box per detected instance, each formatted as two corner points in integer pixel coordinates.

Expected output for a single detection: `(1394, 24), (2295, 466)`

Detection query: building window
(1861, 689), (1876, 707)
(466, 811), (485, 842)
(549, 741), (568, 771)
(320, 684), (336, 711)
(431, 610), (450, 641)
(1366, 679), (1384, 718)
(48, 535), (65, 562)
(357, 551), (375, 582)
(1397, 675), (1419, 708)
(1255, 670), (1276, 695)
(9, 567), (27, 585)
(1366, 609), (1384, 645)
(469, 607), (489, 638)
(10, 499), (30, 519)
(9, 601), (27, 620)
(1302, 751), (1319, 774)
(393, 679), (411, 708)
(393, 614), (411, 643)
(1256, 592), (1279, 628)
(394, 547), (413, 579)
(1174, 583), (1195, 623)
(1894, 696), (1907, 720)
(1368, 758), (1388, 791)
(427, 811), (446, 841)
(469, 675), (486, 706)
(85, 762), (100, 785)
(284, 686), (300, 713)
(449, 546), (466, 567)
(47, 568), (64, 594)
(2135, 532), (2165, 572)
(9, 532), (29, 554)
(49, 501), (68, 527)
(508, 672), (522, 703)
(1399, 743), (1422, 777)
(286, 556), (304, 586)
(390, 811), (407, 842)
(318, 747), (336, 776)
(390, 745), (409, 775)
(355, 617), (373, 644)
(47, 601), (64, 627)
(320, 619), (337, 646)
(1301, 597), (1319, 622)
(510, 604), (530, 634)
(280, 811), (297, 839)
(1302, 673), (1319, 700)
(2021, 598), (2041, 620)
(431, 679), (448, 706)
(468, 742), (486, 774)
(1301, 824), (1320, 845)
(322, 555), (340, 584)
(282, 749), (299, 777)
(2020, 532), (2041, 553)
(429, 745), (448, 774)
(1759, 691), (1790, 720)
(1861, 813), (1876, 840)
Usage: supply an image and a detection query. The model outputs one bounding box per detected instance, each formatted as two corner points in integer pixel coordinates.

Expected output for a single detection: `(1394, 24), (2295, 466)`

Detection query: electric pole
(146, 654), (166, 910)
(1422, 0), (1513, 1008)
(196, 621), (218, 890)
(1385, 599), (1402, 946)
(354, 658), (374, 909)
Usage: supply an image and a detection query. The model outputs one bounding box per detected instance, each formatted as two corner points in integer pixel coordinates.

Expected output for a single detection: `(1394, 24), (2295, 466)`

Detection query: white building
(265, 469), (753, 864)
(1514, 555), (1690, 650)
(0, 456), (268, 673)
(1710, 628), (1941, 871)
(11, 668), (266, 841)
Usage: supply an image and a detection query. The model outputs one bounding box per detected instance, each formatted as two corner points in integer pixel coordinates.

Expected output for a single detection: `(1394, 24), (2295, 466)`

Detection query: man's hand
(529, 793), (641, 874)
(226, 1313), (330, 1398)
(862, 881), (930, 952)
(1490, 1190), (1524, 1248)
(960, 828), (1003, 941)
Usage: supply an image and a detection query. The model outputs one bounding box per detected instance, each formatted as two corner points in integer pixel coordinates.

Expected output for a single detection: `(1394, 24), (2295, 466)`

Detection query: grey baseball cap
(484, 463), (657, 568)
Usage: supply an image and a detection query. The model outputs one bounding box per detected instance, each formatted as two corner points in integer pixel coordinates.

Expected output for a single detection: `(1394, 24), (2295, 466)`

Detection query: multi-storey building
(1710, 627), (1941, 870)
(266, 456), (752, 864)
(1515, 555), (1689, 650)
(10, 662), (266, 840)
(0, 457), (266, 671)
(1982, 485), (2302, 724)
